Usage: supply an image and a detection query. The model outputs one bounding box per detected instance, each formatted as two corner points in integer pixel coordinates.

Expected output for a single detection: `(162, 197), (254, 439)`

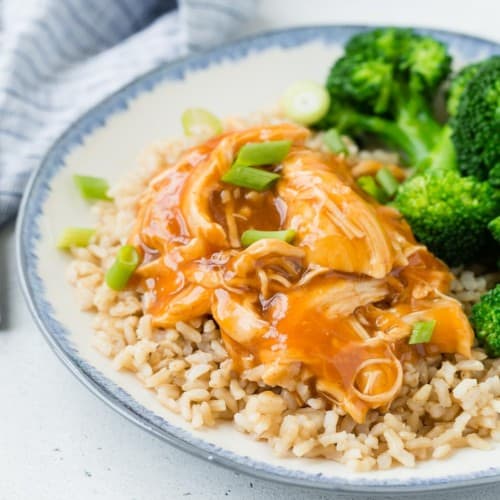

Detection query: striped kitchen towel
(0, 0), (256, 225)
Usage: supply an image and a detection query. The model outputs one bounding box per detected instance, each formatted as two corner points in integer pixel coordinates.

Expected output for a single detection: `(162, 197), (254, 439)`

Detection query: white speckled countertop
(1, 1), (499, 498)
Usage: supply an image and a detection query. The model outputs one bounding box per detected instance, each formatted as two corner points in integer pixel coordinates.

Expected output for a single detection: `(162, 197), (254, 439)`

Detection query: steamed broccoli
(343, 27), (413, 62)
(344, 28), (451, 92)
(320, 30), (499, 181)
(394, 170), (500, 265)
(489, 164), (500, 188)
(452, 56), (500, 180)
(319, 28), (451, 166)
(446, 61), (483, 117)
(415, 56), (500, 179)
(325, 55), (393, 114)
(471, 286), (500, 357)
(489, 216), (500, 244)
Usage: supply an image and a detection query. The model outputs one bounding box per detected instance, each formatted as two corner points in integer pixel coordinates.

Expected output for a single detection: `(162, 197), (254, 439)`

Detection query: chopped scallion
(74, 175), (111, 201)
(323, 128), (348, 154)
(357, 176), (387, 204)
(105, 245), (140, 291)
(241, 229), (296, 247)
(221, 166), (280, 191)
(237, 140), (291, 166)
(181, 108), (222, 137)
(57, 227), (95, 249)
(375, 166), (400, 198)
(409, 320), (436, 345)
(282, 80), (331, 125)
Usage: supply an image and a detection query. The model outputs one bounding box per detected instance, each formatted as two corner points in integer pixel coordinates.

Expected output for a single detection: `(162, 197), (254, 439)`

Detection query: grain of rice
(185, 364), (212, 381)
(384, 429), (415, 467)
(157, 384), (181, 400)
(200, 401), (215, 426)
(306, 398), (326, 410)
(453, 379), (478, 400)
(466, 433), (492, 450)
(433, 444), (452, 459)
(437, 361), (456, 386)
(406, 437), (432, 450)
(176, 321), (203, 343)
(146, 367), (171, 388)
(230, 379), (247, 401)
(456, 360), (485, 372)
(377, 452), (392, 469)
(323, 410), (339, 432)
(384, 413), (404, 431)
(453, 412), (472, 433)
(292, 438), (316, 457)
(212, 388), (238, 413)
(112, 346), (134, 371)
(203, 319), (217, 333)
(412, 384), (432, 403)
(432, 378), (452, 408)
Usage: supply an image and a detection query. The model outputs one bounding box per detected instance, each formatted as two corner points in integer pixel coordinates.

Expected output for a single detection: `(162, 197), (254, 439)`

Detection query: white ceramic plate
(17, 26), (500, 494)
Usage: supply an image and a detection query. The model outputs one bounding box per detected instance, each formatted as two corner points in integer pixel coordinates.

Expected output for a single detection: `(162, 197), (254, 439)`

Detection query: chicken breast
(278, 149), (419, 278)
(128, 123), (474, 422)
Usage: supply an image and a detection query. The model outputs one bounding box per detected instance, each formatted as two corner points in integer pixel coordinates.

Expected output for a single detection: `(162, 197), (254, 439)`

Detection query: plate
(16, 26), (500, 493)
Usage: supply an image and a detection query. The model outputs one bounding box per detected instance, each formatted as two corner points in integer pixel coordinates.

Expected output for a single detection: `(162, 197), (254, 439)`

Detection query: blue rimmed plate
(16, 26), (500, 494)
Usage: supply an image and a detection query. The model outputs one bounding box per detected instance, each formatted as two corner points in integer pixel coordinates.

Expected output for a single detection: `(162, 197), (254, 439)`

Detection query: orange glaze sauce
(209, 187), (287, 236)
(268, 293), (401, 421)
(128, 123), (474, 422)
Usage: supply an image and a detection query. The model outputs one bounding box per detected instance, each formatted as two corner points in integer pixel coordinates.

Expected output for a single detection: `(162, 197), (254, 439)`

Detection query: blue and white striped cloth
(0, 0), (256, 226)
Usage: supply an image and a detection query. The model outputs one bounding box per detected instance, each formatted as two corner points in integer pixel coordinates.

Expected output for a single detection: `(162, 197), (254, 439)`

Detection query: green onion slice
(375, 166), (399, 198)
(105, 245), (140, 291)
(57, 227), (95, 249)
(282, 80), (330, 126)
(74, 175), (112, 201)
(241, 229), (296, 247)
(323, 128), (348, 154)
(221, 166), (280, 191)
(409, 320), (436, 345)
(357, 176), (387, 204)
(237, 140), (291, 166)
(182, 108), (222, 137)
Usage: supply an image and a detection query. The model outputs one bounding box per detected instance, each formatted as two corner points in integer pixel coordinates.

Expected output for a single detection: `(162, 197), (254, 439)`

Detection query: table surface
(2, 1), (499, 499)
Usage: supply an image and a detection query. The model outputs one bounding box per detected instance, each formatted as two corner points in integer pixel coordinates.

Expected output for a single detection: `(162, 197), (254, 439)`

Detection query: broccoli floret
(346, 28), (451, 92)
(345, 28), (451, 97)
(419, 57), (500, 177)
(326, 56), (393, 114)
(489, 216), (500, 244)
(447, 61), (483, 116)
(452, 56), (500, 180)
(489, 164), (500, 188)
(400, 35), (452, 93)
(471, 286), (500, 357)
(394, 170), (500, 265)
(321, 28), (451, 166)
(345, 28), (414, 62)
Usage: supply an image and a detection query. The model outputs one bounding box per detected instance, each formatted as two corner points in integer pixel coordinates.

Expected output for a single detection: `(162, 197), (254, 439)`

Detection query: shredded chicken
(129, 123), (474, 423)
